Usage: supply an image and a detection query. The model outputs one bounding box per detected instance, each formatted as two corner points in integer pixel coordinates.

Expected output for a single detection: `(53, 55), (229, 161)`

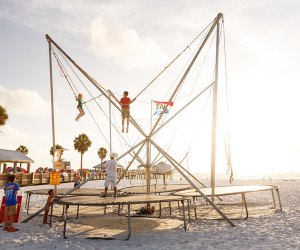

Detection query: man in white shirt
(103, 152), (118, 197)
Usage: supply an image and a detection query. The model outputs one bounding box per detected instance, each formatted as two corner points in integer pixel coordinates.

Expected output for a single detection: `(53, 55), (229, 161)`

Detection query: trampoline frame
(24, 188), (122, 215)
(24, 184), (191, 215)
(172, 185), (282, 220)
(50, 195), (192, 240)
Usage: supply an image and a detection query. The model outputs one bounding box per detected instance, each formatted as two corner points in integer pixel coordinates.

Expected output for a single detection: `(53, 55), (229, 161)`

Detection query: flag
(153, 101), (174, 116)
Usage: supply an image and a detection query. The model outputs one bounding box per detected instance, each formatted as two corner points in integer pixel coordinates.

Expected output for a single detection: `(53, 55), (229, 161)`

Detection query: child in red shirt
(119, 91), (136, 133)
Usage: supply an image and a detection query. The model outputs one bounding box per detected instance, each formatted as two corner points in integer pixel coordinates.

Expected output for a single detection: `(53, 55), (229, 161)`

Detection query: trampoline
(51, 195), (192, 240)
(24, 188), (125, 214)
(172, 185), (282, 219)
(24, 184), (191, 214)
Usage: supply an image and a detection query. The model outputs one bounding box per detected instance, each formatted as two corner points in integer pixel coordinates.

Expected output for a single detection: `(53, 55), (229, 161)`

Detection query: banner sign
(54, 161), (64, 170)
(0, 196), (22, 223)
(50, 172), (61, 185)
(153, 101), (174, 116)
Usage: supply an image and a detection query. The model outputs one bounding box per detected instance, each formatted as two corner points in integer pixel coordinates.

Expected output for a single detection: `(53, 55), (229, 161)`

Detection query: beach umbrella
(17, 167), (28, 173)
(152, 162), (172, 174)
(35, 167), (44, 173)
(5, 167), (13, 172)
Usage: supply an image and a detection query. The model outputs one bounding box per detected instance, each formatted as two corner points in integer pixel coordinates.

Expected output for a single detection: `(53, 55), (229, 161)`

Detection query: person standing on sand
(43, 189), (55, 224)
(3, 174), (19, 232)
(103, 152), (118, 197)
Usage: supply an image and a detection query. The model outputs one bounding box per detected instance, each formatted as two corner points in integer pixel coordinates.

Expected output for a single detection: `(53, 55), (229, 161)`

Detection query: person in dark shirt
(74, 172), (81, 188)
(3, 174), (19, 232)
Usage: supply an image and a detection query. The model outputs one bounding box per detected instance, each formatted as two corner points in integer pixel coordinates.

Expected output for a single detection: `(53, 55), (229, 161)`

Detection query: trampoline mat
(172, 185), (278, 197)
(25, 188), (115, 196)
(54, 195), (190, 206)
(119, 184), (191, 194)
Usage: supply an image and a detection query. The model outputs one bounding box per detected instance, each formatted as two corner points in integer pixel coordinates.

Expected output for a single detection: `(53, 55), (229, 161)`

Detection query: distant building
(93, 161), (124, 173)
(0, 149), (34, 173)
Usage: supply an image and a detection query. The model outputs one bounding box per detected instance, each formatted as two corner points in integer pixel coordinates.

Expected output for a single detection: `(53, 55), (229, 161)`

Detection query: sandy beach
(0, 178), (299, 249)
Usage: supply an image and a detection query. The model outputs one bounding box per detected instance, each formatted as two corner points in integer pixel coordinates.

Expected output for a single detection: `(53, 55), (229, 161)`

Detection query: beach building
(0, 149), (34, 174)
(0, 149), (34, 186)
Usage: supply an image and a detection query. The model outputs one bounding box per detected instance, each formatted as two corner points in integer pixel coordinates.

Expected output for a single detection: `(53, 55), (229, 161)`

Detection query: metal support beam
(47, 40), (57, 195)
(153, 82), (214, 135)
(210, 20), (221, 202)
(45, 34), (146, 138)
(150, 13), (224, 137)
(151, 140), (235, 227)
(117, 139), (147, 184)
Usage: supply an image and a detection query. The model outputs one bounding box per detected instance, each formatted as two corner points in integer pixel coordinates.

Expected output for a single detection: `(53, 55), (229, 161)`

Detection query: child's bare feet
(6, 227), (19, 232)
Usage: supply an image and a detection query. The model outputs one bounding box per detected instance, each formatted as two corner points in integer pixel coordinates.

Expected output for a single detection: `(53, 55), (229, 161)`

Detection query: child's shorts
(5, 205), (17, 215)
(104, 176), (117, 188)
(122, 109), (130, 119)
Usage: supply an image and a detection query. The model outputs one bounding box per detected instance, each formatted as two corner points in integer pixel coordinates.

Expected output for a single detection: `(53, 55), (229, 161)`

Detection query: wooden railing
(0, 170), (173, 187)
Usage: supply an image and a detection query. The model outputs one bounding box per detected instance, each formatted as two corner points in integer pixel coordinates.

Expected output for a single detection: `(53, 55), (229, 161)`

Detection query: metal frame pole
(109, 92), (112, 154)
(152, 82), (214, 135)
(47, 40), (57, 195)
(45, 34), (146, 137)
(117, 139), (147, 184)
(151, 140), (235, 227)
(146, 138), (151, 195)
(211, 17), (221, 203)
(149, 13), (223, 137)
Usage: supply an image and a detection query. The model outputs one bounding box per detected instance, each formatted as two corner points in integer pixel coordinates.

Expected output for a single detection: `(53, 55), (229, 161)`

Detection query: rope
(155, 28), (216, 164)
(52, 49), (77, 97)
(222, 19), (233, 183)
(84, 103), (110, 147)
(133, 18), (215, 101)
(57, 48), (109, 118)
(84, 93), (103, 104)
(149, 22), (214, 139)
(111, 107), (128, 168)
(52, 47), (110, 146)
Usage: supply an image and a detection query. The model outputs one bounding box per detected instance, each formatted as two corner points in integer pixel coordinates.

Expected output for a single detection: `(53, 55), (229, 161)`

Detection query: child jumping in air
(43, 189), (55, 224)
(75, 93), (85, 121)
(119, 91), (136, 133)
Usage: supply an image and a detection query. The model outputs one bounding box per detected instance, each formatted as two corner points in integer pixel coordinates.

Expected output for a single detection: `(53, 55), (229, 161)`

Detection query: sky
(0, 0), (300, 178)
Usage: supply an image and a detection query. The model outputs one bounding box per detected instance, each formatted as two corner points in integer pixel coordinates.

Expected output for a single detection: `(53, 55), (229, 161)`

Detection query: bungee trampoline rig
(20, 13), (283, 240)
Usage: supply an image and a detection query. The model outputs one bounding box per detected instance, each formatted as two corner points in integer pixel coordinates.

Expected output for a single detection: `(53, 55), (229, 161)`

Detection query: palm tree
(74, 133), (92, 176)
(16, 145), (29, 154)
(97, 147), (107, 168)
(0, 105), (8, 126)
(50, 144), (64, 157)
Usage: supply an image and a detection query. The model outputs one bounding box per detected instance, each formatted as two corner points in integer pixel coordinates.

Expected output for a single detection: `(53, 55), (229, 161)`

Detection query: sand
(0, 178), (299, 249)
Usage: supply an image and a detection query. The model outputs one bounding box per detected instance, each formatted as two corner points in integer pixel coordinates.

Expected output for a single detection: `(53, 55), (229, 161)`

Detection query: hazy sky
(0, 0), (299, 177)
